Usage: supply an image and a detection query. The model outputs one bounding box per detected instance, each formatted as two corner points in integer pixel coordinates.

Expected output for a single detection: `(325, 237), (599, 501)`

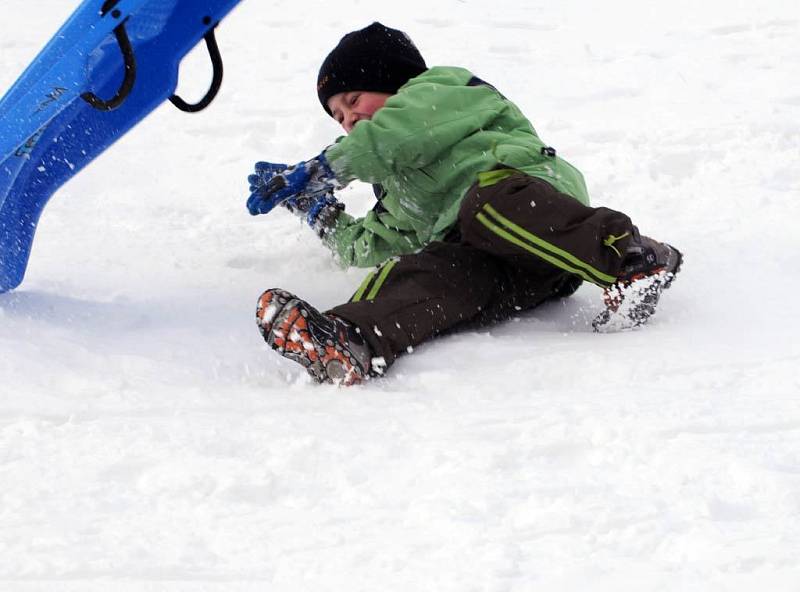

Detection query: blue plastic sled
(0, 0), (244, 292)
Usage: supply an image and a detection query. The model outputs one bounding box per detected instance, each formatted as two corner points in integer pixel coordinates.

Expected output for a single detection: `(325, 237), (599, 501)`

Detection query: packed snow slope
(1, 1), (799, 590)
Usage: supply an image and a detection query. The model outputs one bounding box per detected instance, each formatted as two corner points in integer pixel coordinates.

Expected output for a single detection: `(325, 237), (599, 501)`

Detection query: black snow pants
(329, 173), (636, 369)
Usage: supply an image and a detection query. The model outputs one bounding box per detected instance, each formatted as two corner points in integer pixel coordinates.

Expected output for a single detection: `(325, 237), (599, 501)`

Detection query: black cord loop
(80, 20), (137, 112)
(169, 26), (224, 113)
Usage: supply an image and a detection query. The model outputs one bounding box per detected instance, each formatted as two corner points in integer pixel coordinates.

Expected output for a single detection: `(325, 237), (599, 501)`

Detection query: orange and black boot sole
(256, 289), (369, 385)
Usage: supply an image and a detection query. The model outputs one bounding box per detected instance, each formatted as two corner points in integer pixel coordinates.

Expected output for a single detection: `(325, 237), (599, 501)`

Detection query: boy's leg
(458, 174), (681, 330)
(257, 240), (566, 383)
(459, 174), (635, 286)
(329, 241), (507, 371)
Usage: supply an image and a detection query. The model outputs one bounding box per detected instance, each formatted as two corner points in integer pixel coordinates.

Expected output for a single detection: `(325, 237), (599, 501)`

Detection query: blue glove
(248, 161), (288, 194)
(246, 152), (339, 216)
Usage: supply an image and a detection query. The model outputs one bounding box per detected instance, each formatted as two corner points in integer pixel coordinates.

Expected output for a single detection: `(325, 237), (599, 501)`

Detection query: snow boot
(592, 230), (683, 332)
(256, 289), (372, 385)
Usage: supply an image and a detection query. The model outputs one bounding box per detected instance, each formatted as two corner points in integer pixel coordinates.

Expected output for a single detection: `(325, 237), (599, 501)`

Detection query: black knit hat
(317, 22), (427, 116)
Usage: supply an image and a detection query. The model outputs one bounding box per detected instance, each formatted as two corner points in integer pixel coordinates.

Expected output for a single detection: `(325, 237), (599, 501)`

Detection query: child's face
(327, 91), (392, 133)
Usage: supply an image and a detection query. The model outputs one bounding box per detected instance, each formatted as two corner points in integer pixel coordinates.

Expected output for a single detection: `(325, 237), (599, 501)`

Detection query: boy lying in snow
(247, 22), (682, 385)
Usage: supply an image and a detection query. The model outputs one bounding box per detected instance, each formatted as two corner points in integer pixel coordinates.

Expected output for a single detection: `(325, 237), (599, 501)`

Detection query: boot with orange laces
(256, 289), (373, 385)
(593, 229), (683, 333)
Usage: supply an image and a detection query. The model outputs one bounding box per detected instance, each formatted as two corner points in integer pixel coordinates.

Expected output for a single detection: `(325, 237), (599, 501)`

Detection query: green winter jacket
(323, 66), (590, 268)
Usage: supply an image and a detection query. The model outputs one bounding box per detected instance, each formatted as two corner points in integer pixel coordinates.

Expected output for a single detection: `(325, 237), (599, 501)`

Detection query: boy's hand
(246, 153), (339, 216)
(248, 161), (288, 194)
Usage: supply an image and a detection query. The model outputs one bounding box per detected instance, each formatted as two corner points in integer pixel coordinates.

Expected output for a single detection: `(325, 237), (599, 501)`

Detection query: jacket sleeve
(322, 208), (424, 269)
(324, 72), (506, 184)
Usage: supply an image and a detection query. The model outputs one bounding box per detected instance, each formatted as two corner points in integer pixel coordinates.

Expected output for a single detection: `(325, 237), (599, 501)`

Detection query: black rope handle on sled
(80, 19), (137, 112)
(80, 8), (224, 114)
(170, 21), (224, 113)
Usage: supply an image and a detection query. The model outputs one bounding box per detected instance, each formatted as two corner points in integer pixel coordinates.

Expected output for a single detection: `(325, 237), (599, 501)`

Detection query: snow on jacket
(323, 66), (590, 268)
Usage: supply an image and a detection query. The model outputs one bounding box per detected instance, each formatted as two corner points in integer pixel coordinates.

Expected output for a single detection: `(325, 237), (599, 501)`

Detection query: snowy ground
(1, 0), (800, 590)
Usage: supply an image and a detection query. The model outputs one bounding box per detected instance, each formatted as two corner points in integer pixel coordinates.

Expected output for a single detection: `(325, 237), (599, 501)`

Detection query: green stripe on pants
(351, 259), (398, 302)
(351, 270), (377, 302)
(366, 259), (398, 300)
(480, 203), (617, 286)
